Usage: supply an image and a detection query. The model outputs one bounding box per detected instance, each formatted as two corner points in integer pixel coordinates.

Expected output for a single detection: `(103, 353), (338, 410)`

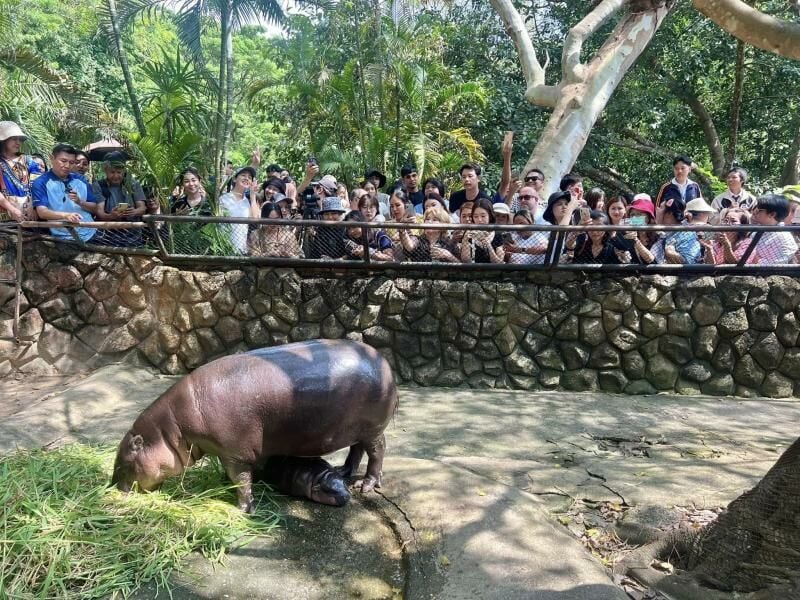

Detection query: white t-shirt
(219, 192), (251, 254)
(508, 231), (549, 264)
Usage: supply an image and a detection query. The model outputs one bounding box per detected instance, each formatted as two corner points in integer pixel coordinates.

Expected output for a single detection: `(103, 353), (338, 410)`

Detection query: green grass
(0, 443), (281, 599)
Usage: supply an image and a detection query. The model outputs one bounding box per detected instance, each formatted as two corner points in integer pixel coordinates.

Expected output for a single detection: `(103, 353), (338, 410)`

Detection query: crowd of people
(0, 121), (798, 266)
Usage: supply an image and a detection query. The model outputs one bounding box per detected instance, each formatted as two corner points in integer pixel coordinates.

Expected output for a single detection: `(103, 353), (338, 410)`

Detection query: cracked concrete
(2, 366), (799, 598)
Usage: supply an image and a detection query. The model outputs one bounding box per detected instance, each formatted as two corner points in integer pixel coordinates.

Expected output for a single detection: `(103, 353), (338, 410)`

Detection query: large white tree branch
(693, 0), (800, 60)
(488, 0), (558, 107)
(563, 0), (627, 83)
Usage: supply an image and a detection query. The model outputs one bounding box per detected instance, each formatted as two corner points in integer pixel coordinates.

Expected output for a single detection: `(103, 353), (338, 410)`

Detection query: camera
(301, 188), (320, 220)
(721, 198), (732, 209)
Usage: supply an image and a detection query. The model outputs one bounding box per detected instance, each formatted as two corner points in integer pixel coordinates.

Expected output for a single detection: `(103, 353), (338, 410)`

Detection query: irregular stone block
(127, 311), (156, 340)
(645, 355), (679, 390)
(212, 287), (236, 316)
(681, 360), (713, 383)
(750, 333), (784, 370)
(658, 335), (692, 365)
(289, 323), (320, 342)
(733, 355), (765, 388)
(761, 372), (794, 398)
(711, 342), (734, 374)
(717, 308), (749, 338)
(84, 268), (120, 302)
(779, 349), (800, 379)
(22, 272), (53, 305)
(608, 327), (641, 352)
(37, 325), (72, 362)
(538, 369), (561, 388)
(43, 264), (83, 293)
(622, 350), (646, 380)
(536, 346), (564, 371)
(562, 342), (589, 370)
(749, 302), (779, 331)
(641, 313), (666, 339)
(195, 271), (227, 299)
(174, 305), (193, 333)
(560, 369), (597, 392)
(691, 295), (724, 326)
(598, 370), (627, 393)
(777, 313), (800, 347)
(701, 374), (735, 396)
(693, 326), (718, 360)
(363, 325), (392, 348)
(505, 348), (537, 376)
(625, 379), (657, 395)
(494, 326), (517, 356)
(157, 324), (182, 354)
(675, 378), (701, 396)
(196, 328), (225, 357)
(588, 343), (620, 369)
(18, 309), (43, 339)
(321, 315), (345, 339)
(601, 311), (621, 336)
(667, 311), (694, 337)
(178, 331), (204, 369)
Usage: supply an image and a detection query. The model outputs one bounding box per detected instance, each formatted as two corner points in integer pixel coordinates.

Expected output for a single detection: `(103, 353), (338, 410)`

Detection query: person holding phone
(93, 151), (146, 222)
(615, 194), (657, 264)
(572, 210), (629, 265)
(460, 198), (504, 264)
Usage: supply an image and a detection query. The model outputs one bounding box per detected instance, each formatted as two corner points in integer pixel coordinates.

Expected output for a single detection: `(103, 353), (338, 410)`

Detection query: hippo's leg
(222, 460), (256, 514)
(355, 433), (385, 493)
(337, 443), (365, 479)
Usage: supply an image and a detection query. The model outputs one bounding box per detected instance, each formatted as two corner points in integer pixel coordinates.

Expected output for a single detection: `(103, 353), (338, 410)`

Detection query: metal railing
(2, 215), (800, 275)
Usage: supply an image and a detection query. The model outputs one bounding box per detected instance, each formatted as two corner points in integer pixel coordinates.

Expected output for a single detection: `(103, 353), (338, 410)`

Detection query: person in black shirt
(449, 162), (488, 215)
(399, 164), (424, 207)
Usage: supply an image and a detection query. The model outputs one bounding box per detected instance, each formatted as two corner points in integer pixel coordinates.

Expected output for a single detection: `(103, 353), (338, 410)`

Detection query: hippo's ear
(128, 434), (144, 454)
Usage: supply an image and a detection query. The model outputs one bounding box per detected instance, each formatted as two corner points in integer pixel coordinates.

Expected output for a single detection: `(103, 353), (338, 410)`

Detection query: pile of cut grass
(0, 443), (281, 599)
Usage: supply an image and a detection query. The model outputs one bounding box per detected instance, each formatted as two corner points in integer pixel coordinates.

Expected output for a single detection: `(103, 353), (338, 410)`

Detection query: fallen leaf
(439, 555), (450, 567)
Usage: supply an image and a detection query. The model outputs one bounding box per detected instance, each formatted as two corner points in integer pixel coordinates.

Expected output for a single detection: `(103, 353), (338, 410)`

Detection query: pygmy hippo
(111, 339), (398, 512)
(254, 456), (351, 507)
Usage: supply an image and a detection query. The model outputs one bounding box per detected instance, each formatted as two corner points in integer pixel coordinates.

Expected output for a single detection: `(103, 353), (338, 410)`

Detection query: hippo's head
(111, 431), (167, 493)
(311, 471), (351, 507)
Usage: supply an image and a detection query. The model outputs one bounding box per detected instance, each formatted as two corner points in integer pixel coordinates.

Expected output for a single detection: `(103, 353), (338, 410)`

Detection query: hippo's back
(177, 339), (397, 457)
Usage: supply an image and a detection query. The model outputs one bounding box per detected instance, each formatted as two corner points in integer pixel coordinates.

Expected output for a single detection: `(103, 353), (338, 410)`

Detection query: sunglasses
(525, 175), (542, 182)
(518, 194), (537, 201)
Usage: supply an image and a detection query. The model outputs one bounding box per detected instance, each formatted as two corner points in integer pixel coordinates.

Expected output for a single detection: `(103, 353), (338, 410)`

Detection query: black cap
(400, 164), (417, 177)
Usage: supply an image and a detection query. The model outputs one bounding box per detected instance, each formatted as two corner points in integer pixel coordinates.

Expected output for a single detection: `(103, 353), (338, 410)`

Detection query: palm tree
(111, 0), (324, 195)
(102, 0), (147, 137)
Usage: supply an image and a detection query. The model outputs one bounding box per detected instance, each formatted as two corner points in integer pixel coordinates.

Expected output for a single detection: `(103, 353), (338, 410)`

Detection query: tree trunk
(684, 435), (800, 592)
(107, 0), (146, 137)
(212, 3), (229, 197)
(220, 12), (235, 180)
(725, 40), (745, 171)
(521, 2), (676, 197)
(693, 0), (800, 60)
(651, 59), (726, 178)
(780, 114), (800, 186)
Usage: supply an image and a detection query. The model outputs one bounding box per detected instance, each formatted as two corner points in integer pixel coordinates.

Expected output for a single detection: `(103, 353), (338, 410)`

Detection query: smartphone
(501, 232), (514, 245)
(620, 217), (631, 227)
(117, 202), (129, 210)
(307, 156), (318, 167)
(630, 215), (646, 226)
(405, 204), (416, 219)
(579, 207), (591, 222)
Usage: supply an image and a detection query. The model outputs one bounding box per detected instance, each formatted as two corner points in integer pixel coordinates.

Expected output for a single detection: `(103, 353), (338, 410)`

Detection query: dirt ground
(0, 373), (88, 419)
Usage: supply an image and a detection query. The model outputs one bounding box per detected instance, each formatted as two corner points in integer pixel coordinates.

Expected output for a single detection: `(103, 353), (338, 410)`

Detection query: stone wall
(2, 241), (800, 398)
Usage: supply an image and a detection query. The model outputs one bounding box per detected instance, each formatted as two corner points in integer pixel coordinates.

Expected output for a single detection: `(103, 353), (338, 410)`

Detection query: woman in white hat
(0, 121), (43, 221)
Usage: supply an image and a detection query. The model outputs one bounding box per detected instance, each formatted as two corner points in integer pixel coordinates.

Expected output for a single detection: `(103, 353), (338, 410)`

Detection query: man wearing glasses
(31, 143), (98, 242)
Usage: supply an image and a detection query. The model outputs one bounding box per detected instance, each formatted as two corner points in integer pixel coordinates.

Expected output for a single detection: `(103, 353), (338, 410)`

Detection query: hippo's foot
(239, 499), (256, 514)
(354, 474), (381, 493)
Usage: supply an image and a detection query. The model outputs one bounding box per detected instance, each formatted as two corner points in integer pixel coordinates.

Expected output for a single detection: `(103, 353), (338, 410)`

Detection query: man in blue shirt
(652, 197), (701, 264)
(31, 143), (97, 242)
